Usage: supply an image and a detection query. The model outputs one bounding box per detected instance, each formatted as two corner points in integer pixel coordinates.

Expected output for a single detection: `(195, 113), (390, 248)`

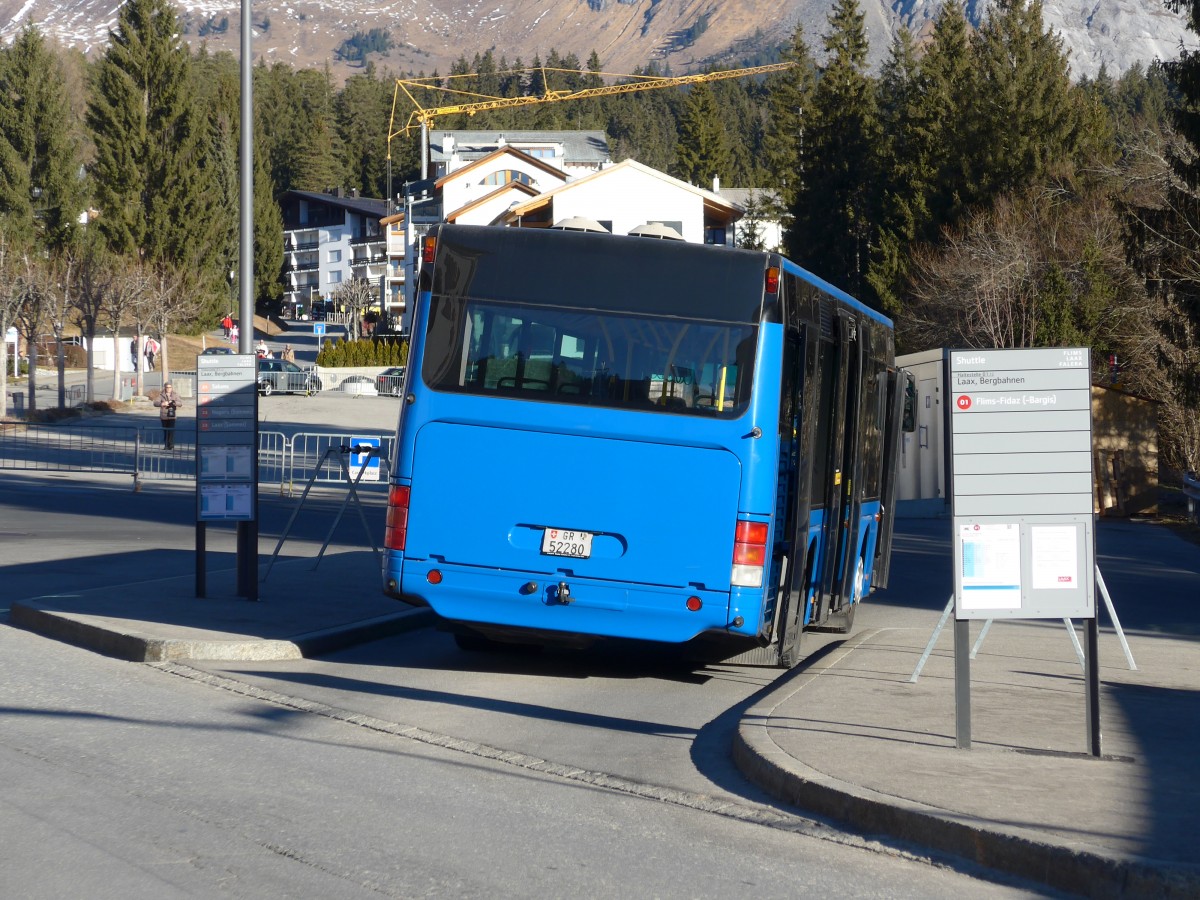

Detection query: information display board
(949, 348), (1095, 619)
(196, 354), (258, 521)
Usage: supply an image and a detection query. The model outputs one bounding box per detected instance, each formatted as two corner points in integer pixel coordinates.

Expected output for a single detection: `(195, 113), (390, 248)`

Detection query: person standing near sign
(155, 382), (181, 449)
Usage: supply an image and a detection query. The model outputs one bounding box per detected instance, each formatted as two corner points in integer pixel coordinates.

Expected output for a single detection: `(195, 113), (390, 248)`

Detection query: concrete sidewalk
(10, 548), (432, 662)
(734, 615), (1200, 898)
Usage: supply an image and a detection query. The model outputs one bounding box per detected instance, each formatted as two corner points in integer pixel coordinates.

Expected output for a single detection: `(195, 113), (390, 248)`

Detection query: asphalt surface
(4, 391), (1199, 897)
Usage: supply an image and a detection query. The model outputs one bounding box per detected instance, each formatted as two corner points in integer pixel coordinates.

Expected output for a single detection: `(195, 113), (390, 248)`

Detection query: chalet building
(495, 158), (742, 245)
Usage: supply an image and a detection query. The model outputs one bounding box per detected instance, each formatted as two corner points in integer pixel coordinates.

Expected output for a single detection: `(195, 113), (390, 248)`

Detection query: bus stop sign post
(195, 354), (259, 600)
(946, 347), (1101, 756)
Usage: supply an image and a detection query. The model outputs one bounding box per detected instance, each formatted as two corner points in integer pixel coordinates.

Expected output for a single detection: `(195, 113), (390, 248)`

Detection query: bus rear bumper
(390, 557), (736, 644)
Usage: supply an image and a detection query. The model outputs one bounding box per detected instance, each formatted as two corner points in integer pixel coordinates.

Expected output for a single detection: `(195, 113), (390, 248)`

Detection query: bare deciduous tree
(0, 235), (27, 418)
(70, 242), (114, 405)
(103, 257), (150, 401)
(14, 251), (51, 413)
(145, 263), (198, 379)
(331, 277), (378, 342)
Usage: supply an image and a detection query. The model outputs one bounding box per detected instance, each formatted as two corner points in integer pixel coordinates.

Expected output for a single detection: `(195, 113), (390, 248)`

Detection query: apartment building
(279, 189), (388, 319)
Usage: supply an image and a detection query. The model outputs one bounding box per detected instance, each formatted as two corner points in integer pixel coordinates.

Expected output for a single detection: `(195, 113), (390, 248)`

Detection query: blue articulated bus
(383, 224), (908, 666)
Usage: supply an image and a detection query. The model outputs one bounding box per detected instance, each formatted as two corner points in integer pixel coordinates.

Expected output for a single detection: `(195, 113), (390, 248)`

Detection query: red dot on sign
(956, 395), (972, 410)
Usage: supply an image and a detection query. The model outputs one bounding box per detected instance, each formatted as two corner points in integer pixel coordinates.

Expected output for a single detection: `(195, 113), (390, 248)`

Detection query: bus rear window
(422, 297), (756, 417)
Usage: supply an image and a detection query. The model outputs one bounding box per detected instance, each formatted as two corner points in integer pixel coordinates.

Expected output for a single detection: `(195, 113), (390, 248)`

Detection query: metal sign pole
(1085, 616), (1102, 757)
(954, 617), (971, 749)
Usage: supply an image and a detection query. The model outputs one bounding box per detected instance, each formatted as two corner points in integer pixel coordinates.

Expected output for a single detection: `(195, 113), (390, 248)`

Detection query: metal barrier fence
(0, 422), (393, 492)
(285, 431), (394, 495)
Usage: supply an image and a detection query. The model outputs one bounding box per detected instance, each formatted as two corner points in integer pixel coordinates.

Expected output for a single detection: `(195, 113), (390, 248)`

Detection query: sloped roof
(285, 189), (387, 218)
(717, 187), (782, 212)
(499, 158), (742, 223)
(435, 145), (570, 189)
(429, 130), (610, 165)
(446, 180), (542, 222)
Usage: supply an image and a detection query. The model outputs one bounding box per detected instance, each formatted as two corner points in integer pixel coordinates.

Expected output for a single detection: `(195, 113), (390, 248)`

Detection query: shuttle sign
(949, 347), (1094, 620)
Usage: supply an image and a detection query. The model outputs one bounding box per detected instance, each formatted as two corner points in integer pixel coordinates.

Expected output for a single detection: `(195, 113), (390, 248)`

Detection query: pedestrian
(154, 382), (180, 450)
(222, 314), (233, 339)
(282, 344), (295, 362)
(130, 338), (139, 370)
(144, 339), (158, 371)
(230, 323), (239, 345)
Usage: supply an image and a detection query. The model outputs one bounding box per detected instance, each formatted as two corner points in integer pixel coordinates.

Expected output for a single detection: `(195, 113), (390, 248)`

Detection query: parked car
(257, 358), (322, 395)
(200, 346), (235, 355)
(376, 366), (406, 396)
(339, 374), (379, 396)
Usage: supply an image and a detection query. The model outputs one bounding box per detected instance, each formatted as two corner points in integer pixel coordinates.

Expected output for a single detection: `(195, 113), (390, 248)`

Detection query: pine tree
(336, 63), (393, 199)
(964, 0), (1082, 207)
(87, 0), (211, 269)
(762, 24), (817, 211)
(291, 66), (343, 191)
(867, 28), (926, 314)
(787, 0), (881, 302)
(253, 128), (284, 314)
(673, 81), (732, 188)
(0, 25), (86, 251)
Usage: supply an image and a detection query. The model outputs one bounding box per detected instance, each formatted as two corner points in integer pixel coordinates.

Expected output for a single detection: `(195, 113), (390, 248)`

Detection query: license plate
(541, 527), (594, 559)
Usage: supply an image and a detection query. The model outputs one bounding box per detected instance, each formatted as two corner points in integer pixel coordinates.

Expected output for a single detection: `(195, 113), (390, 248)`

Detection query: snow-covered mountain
(1, 0), (1193, 82)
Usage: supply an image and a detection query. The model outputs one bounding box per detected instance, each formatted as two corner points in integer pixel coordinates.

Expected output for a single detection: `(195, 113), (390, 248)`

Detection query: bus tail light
(765, 266), (780, 296)
(385, 485), (410, 551)
(732, 520), (768, 587)
(422, 235), (437, 264)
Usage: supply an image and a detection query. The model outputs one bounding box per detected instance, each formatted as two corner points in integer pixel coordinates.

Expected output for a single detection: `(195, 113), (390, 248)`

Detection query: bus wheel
(826, 558), (864, 634)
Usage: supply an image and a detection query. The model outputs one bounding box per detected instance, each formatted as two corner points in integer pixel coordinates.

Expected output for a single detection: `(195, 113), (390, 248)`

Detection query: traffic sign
(349, 436), (380, 482)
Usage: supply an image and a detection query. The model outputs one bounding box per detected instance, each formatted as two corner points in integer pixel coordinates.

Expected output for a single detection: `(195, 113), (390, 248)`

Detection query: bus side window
(902, 372), (917, 432)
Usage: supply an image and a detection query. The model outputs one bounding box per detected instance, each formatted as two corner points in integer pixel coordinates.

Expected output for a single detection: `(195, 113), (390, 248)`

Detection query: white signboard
(950, 348), (1095, 620)
(958, 522), (1021, 610)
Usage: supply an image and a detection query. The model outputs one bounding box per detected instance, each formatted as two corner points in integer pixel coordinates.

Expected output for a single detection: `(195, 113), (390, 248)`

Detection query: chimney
(712, 175), (720, 193)
(443, 134), (455, 154)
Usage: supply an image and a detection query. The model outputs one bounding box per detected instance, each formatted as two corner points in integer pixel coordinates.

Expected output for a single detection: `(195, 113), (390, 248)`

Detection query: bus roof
(431, 225), (770, 325)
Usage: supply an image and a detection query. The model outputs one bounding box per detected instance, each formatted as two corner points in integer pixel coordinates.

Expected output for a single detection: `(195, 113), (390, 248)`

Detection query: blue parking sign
(349, 436), (380, 482)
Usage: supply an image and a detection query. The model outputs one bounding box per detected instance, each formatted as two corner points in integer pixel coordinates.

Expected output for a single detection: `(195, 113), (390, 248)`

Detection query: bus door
(816, 311), (865, 624)
(872, 367), (912, 589)
(773, 326), (817, 666)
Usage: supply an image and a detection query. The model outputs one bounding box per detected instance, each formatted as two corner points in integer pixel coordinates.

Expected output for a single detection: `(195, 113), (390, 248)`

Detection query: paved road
(0, 506), (1040, 899)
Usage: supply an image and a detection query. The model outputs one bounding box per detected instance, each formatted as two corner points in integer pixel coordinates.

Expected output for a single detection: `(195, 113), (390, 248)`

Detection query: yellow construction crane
(386, 62), (794, 185)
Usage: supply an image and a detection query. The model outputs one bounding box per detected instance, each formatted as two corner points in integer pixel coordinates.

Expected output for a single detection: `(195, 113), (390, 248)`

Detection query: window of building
(328, 271), (342, 284)
(526, 148), (556, 159)
(482, 170), (534, 187)
(328, 249), (342, 263)
(705, 227), (727, 246)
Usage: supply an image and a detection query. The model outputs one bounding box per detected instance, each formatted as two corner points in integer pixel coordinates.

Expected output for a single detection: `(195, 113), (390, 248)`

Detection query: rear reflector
(385, 485), (410, 551)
